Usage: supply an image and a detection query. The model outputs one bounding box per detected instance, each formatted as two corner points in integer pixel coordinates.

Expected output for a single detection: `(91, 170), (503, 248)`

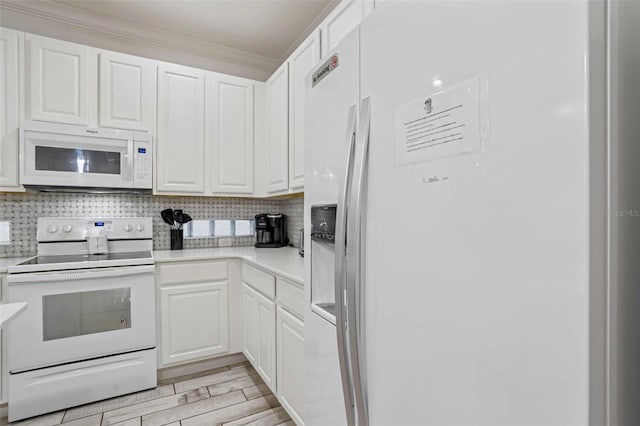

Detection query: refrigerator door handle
(348, 96), (371, 425)
(335, 103), (358, 426)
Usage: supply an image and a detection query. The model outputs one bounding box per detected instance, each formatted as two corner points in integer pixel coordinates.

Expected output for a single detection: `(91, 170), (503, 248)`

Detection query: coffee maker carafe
(255, 213), (289, 248)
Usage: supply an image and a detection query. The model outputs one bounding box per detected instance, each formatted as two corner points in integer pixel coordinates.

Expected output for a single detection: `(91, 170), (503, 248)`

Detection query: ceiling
(0, 0), (338, 79)
(51, 0), (335, 61)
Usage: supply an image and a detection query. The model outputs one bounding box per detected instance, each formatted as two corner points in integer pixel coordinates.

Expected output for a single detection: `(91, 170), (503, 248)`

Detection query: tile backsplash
(281, 196), (304, 248)
(0, 192), (304, 258)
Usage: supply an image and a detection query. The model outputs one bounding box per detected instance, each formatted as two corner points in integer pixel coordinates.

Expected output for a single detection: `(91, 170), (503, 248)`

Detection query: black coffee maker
(255, 213), (289, 248)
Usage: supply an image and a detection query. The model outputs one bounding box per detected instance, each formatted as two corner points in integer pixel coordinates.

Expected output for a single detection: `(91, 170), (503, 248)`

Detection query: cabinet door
(242, 283), (258, 364)
(255, 289), (276, 391)
(0, 28), (21, 190)
(156, 64), (205, 194)
(266, 62), (289, 194)
(0, 274), (5, 403)
(27, 35), (91, 125)
(160, 282), (229, 366)
(276, 306), (304, 426)
(207, 73), (254, 194)
(288, 30), (320, 191)
(320, 0), (375, 57)
(99, 51), (155, 132)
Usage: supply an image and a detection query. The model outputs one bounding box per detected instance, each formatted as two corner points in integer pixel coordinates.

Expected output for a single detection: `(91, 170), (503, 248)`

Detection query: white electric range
(7, 217), (157, 421)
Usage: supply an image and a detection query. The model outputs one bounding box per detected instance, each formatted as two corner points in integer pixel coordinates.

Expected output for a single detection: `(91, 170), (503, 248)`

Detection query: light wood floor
(2, 361), (293, 426)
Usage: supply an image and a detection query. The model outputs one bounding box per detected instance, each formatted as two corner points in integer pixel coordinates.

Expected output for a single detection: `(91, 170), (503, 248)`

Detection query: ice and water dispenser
(310, 204), (338, 324)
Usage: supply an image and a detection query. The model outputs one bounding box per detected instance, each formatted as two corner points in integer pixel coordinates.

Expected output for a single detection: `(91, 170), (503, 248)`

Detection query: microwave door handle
(347, 96), (371, 426)
(335, 103), (357, 426)
(126, 140), (134, 184)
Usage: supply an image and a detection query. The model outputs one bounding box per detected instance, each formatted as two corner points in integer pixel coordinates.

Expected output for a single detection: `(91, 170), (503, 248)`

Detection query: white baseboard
(157, 352), (247, 381)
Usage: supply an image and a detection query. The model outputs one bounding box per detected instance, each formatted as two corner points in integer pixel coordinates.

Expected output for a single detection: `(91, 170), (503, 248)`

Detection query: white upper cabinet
(207, 73), (254, 194)
(0, 28), (22, 190)
(156, 64), (206, 194)
(320, 0), (375, 57)
(288, 30), (320, 191)
(26, 35), (92, 126)
(266, 62), (289, 194)
(26, 35), (157, 132)
(98, 51), (155, 132)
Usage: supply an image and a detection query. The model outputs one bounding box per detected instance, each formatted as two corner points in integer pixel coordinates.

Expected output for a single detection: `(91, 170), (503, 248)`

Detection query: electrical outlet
(218, 237), (233, 247)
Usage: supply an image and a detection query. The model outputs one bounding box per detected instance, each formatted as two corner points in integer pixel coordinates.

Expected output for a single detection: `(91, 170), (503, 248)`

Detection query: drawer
(276, 277), (303, 320)
(158, 260), (228, 285)
(242, 263), (275, 299)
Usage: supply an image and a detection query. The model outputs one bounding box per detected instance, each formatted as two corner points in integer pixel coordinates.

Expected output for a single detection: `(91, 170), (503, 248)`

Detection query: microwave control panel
(133, 140), (152, 188)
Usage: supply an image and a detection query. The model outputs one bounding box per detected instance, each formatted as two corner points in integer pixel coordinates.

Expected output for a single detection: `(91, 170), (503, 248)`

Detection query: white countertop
(153, 246), (304, 284)
(0, 302), (27, 328)
(0, 257), (31, 274)
(1, 247), (305, 284)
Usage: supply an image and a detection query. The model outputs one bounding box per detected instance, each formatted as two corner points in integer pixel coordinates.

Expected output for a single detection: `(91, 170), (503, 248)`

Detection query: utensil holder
(170, 229), (183, 250)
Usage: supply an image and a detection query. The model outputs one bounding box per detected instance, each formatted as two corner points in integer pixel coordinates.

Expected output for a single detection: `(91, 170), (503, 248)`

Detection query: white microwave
(20, 121), (152, 190)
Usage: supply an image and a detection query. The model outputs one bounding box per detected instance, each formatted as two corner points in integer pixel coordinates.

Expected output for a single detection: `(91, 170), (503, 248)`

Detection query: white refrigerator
(304, 1), (640, 425)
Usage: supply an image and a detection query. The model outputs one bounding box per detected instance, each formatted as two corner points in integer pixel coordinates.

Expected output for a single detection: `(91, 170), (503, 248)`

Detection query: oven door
(20, 122), (135, 189)
(7, 265), (155, 373)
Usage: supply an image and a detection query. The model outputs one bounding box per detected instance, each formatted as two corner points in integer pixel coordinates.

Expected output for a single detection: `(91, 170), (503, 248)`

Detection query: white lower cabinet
(160, 282), (229, 366)
(242, 282), (277, 392)
(255, 290), (277, 391)
(0, 273), (5, 404)
(156, 258), (303, 424)
(242, 283), (258, 365)
(276, 306), (304, 425)
(157, 261), (230, 366)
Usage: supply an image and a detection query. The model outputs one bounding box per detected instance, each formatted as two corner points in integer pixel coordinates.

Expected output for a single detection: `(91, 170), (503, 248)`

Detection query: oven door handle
(8, 265), (155, 284)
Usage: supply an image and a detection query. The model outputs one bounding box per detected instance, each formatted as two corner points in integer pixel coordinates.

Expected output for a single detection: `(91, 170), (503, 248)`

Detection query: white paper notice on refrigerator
(393, 76), (483, 166)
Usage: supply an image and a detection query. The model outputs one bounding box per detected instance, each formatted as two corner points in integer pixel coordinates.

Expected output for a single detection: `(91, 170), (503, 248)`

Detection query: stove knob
(63, 225), (73, 233)
(136, 224), (145, 232)
(124, 224), (133, 232)
(48, 225), (59, 233)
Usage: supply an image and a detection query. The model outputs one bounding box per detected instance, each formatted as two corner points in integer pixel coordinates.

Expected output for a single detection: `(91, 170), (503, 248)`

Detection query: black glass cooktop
(19, 251), (153, 266)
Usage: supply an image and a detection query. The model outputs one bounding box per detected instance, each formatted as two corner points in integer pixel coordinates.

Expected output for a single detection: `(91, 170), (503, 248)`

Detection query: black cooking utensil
(180, 213), (193, 224)
(161, 209), (175, 227)
(173, 209), (183, 227)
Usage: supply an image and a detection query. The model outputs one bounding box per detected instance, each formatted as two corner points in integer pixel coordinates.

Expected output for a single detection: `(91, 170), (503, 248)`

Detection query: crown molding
(0, 0), (279, 74)
(276, 0), (340, 67)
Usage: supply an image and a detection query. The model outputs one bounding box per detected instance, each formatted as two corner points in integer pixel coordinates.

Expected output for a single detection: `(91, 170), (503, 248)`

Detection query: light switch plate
(218, 237), (233, 247)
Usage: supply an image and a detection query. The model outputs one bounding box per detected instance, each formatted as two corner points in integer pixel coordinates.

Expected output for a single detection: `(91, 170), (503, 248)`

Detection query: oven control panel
(37, 217), (153, 242)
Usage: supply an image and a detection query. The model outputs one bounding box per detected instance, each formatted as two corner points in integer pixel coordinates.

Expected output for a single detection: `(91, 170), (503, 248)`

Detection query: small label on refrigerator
(312, 54), (339, 87)
(393, 76), (484, 165)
